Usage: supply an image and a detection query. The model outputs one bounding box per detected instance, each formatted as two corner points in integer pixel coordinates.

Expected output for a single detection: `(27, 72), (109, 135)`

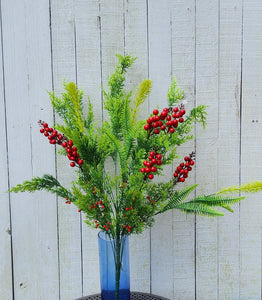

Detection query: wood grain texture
(2, 0), (59, 299)
(50, 0), (82, 299)
(124, 0), (151, 293)
(171, 0), (196, 298)
(217, 1), (242, 299)
(240, 0), (262, 298)
(195, 0), (219, 298)
(147, 1), (173, 298)
(74, 0), (102, 296)
(0, 3), (13, 298)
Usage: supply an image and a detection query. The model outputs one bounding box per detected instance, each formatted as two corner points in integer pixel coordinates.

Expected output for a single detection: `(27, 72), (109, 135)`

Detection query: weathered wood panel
(124, 0), (151, 293)
(217, 1), (242, 299)
(0, 3), (13, 298)
(171, 0), (196, 298)
(195, 0), (219, 298)
(1, 0), (59, 299)
(240, 0), (262, 298)
(147, 1), (173, 298)
(50, 0), (83, 299)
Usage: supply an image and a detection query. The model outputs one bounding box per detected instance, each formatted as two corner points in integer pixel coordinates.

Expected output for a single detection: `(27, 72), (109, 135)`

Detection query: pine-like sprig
(9, 174), (74, 200)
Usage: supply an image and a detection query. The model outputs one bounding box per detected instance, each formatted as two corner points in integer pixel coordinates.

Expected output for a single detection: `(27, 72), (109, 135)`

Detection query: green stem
(114, 233), (121, 300)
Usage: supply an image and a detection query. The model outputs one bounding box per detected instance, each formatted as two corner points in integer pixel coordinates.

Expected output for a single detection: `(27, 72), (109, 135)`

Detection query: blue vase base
(101, 289), (130, 300)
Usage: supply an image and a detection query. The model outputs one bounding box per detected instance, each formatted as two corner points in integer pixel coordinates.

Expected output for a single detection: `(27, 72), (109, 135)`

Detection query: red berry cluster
(39, 122), (64, 144)
(65, 197), (71, 204)
(140, 151), (163, 180)
(123, 224), (132, 233)
(39, 121), (83, 168)
(173, 153), (195, 183)
(144, 106), (186, 135)
(62, 140), (83, 167)
(89, 200), (105, 210)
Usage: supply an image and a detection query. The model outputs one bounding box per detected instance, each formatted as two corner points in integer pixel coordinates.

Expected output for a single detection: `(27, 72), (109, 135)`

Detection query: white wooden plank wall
(1, 0), (262, 299)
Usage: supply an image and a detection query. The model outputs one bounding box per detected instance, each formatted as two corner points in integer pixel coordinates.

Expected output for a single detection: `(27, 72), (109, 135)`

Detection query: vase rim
(98, 231), (128, 242)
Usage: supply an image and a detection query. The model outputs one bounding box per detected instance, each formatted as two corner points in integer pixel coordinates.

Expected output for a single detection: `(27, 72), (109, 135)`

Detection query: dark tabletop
(75, 291), (170, 300)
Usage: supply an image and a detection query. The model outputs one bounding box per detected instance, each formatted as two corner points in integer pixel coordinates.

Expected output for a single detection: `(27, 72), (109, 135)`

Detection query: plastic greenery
(10, 54), (262, 239)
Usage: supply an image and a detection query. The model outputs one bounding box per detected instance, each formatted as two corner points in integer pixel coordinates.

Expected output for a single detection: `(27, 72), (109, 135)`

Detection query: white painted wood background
(1, 0), (262, 299)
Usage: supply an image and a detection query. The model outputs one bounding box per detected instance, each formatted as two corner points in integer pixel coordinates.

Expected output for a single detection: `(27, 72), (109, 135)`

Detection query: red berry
(156, 154), (162, 160)
(175, 113), (180, 118)
(160, 125), (166, 131)
(177, 166), (182, 171)
(190, 160), (194, 166)
(180, 163), (184, 167)
(187, 167), (192, 171)
(140, 168), (145, 173)
(155, 115), (160, 121)
(72, 146), (77, 151)
(180, 169), (185, 174)
(156, 160), (162, 165)
(148, 174), (154, 180)
(44, 132), (49, 137)
(174, 107), (179, 112)
(166, 115), (171, 121)
(70, 156), (75, 161)
(70, 162), (75, 167)
(62, 142), (67, 147)
(143, 161), (148, 166)
(173, 119), (178, 126)
(160, 111), (168, 118)
(45, 127), (49, 132)
(146, 161), (152, 167)
(148, 156), (153, 161)
(68, 140), (73, 147)
(179, 177), (185, 182)
(58, 134), (63, 140)
(154, 129), (160, 134)
(145, 167), (151, 173)
(40, 128), (45, 133)
(49, 128), (53, 132)
(151, 166), (157, 172)
(166, 121), (172, 127)
(43, 123), (48, 128)
(179, 117), (184, 123)
(184, 156), (190, 161)
(66, 148), (71, 153)
(144, 124), (150, 130)
(153, 109), (159, 115)
(183, 174), (188, 178)
(78, 159), (83, 165)
(150, 151), (155, 157)
(169, 128), (175, 133)
(151, 158), (157, 164)
(180, 109), (186, 115)
(163, 108), (169, 111)
(153, 122), (159, 128)
(174, 172), (178, 177)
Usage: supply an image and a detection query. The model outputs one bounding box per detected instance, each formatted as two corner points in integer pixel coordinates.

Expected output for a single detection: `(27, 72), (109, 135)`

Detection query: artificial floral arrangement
(10, 55), (262, 300)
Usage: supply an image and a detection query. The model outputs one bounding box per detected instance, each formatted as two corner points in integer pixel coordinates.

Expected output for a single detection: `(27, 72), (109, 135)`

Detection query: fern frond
(156, 184), (198, 215)
(189, 194), (245, 207)
(175, 202), (224, 217)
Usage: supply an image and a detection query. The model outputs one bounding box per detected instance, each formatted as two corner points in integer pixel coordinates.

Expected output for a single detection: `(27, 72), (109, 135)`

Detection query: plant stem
(114, 233), (121, 300)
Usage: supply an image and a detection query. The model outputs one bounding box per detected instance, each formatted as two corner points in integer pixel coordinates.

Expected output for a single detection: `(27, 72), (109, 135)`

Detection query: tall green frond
(217, 181), (262, 194)
(167, 76), (184, 106)
(131, 79), (152, 123)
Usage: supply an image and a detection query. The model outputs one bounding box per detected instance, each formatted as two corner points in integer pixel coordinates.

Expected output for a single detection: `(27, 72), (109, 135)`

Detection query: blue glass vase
(98, 231), (130, 300)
